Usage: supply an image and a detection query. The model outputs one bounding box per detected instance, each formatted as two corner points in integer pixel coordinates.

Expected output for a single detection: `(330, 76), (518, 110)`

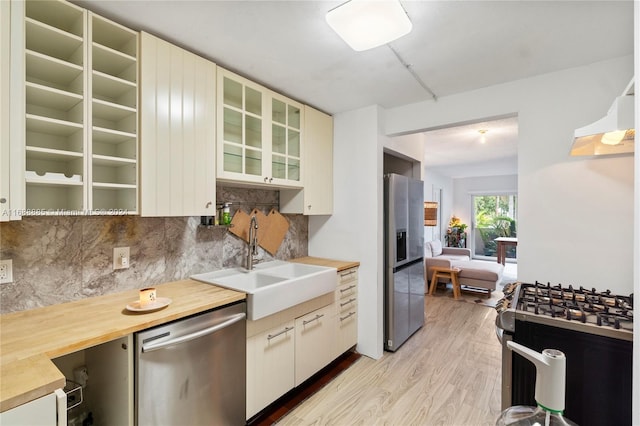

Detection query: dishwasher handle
(142, 312), (246, 353)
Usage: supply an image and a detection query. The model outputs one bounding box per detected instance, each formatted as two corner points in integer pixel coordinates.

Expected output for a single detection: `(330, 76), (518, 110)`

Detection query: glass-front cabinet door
(270, 95), (302, 185)
(217, 67), (303, 188)
(218, 69), (265, 184)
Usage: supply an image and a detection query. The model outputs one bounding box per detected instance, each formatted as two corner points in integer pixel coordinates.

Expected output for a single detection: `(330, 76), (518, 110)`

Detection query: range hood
(571, 78), (635, 156)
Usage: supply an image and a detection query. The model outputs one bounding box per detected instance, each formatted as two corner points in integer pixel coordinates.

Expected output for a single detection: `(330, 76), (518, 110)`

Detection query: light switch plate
(113, 247), (130, 270)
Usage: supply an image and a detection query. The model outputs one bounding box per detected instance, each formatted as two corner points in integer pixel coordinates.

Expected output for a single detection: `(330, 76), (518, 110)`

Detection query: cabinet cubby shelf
(92, 154), (136, 166)
(92, 42), (136, 80)
(92, 182), (136, 189)
(26, 81), (83, 110)
(26, 50), (83, 90)
(92, 70), (136, 100)
(25, 18), (84, 65)
(92, 98), (136, 121)
(26, 113), (83, 136)
(26, 146), (83, 160)
(93, 126), (136, 143)
(26, 178), (83, 187)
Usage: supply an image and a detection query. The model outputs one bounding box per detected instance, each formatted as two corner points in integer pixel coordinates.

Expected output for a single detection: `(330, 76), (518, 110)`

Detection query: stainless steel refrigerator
(384, 173), (425, 352)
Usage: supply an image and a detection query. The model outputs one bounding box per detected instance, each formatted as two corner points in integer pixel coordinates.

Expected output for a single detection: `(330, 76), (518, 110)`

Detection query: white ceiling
(74, 0), (634, 177)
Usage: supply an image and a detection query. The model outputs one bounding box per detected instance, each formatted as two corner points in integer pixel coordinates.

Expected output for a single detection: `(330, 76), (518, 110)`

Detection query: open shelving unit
(22, 0), (138, 214)
(24, 0), (87, 212)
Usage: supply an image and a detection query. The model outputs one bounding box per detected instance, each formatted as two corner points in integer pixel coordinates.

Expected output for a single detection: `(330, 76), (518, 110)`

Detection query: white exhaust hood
(571, 79), (635, 156)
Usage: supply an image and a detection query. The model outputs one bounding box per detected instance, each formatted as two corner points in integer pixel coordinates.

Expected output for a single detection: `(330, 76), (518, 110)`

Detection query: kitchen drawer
(338, 267), (358, 285)
(336, 293), (357, 314)
(336, 308), (357, 356)
(336, 280), (357, 300)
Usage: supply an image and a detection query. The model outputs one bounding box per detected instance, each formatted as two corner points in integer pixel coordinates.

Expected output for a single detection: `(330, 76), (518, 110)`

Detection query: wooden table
(428, 266), (461, 299)
(495, 237), (517, 265)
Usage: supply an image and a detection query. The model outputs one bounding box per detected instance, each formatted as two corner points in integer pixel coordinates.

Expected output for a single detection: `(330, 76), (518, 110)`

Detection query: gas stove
(495, 281), (634, 425)
(496, 281), (633, 341)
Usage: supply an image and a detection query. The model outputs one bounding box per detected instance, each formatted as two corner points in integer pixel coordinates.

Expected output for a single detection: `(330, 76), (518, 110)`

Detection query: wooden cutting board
(229, 209), (251, 242)
(260, 209), (289, 255)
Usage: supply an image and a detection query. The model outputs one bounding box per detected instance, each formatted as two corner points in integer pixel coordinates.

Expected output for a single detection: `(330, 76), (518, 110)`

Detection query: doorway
(471, 193), (517, 261)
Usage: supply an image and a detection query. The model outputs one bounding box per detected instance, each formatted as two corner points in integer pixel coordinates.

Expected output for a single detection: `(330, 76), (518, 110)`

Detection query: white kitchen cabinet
(139, 31), (216, 216)
(334, 267), (359, 357)
(246, 320), (295, 419)
(52, 335), (133, 425)
(216, 67), (303, 188)
(294, 304), (335, 386)
(280, 105), (333, 215)
(17, 0), (138, 214)
(0, 390), (65, 426)
(0, 0), (24, 221)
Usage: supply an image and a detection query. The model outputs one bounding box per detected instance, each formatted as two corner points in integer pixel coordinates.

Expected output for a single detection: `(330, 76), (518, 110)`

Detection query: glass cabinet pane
(272, 99), (286, 125)
(223, 77), (242, 109)
(223, 143), (242, 173)
(245, 87), (261, 116)
(288, 105), (300, 129)
(272, 124), (285, 154)
(223, 108), (242, 144)
(272, 154), (286, 179)
(288, 129), (299, 157)
(245, 148), (262, 176)
(288, 158), (300, 181)
(245, 116), (262, 148)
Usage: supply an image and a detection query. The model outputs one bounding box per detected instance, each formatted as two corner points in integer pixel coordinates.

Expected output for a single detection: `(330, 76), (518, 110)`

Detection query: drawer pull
(340, 270), (356, 278)
(303, 313), (324, 326)
(340, 284), (357, 293)
(340, 298), (357, 307)
(267, 326), (293, 340)
(340, 311), (356, 321)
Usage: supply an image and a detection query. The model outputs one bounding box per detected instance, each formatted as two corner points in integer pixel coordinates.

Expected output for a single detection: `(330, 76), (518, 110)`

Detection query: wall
(308, 105), (385, 360)
(423, 168), (453, 242)
(386, 55), (634, 294)
(0, 186), (308, 313)
(633, 3), (639, 423)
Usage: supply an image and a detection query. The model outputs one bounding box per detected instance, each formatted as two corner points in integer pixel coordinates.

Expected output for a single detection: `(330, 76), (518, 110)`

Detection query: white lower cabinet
(51, 335), (133, 425)
(294, 304), (335, 386)
(246, 320), (295, 419)
(0, 390), (65, 426)
(334, 267), (359, 358)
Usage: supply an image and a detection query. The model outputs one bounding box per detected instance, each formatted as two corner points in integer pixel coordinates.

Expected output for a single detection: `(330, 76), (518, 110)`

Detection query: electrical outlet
(113, 247), (130, 270)
(0, 259), (13, 284)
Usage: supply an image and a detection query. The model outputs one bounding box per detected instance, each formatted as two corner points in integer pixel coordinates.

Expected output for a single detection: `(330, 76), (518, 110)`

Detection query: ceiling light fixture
(326, 0), (413, 52)
(478, 129), (488, 143)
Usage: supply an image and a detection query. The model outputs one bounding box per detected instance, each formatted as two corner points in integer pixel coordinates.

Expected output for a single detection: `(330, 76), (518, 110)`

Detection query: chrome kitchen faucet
(246, 215), (259, 270)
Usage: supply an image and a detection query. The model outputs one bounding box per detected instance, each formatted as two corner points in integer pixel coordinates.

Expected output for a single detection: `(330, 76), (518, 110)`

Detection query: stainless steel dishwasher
(135, 302), (246, 426)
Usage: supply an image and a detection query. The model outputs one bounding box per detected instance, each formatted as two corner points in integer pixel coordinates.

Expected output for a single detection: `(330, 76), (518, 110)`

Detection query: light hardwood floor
(277, 295), (503, 425)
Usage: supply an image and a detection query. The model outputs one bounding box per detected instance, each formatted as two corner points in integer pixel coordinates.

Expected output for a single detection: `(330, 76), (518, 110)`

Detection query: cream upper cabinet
(139, 31), (216, 216)
(280, 105), (333, 215)
(216, 67), (303, 188)
(17, 0), (139, 215)
(0, 0), (24, 221)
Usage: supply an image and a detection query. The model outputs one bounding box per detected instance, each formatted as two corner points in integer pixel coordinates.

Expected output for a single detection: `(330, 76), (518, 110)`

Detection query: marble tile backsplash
(0, 187), (308, 313)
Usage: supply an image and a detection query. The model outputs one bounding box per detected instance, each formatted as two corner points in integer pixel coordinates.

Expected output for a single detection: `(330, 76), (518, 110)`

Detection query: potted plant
(445, 216), (467, 247)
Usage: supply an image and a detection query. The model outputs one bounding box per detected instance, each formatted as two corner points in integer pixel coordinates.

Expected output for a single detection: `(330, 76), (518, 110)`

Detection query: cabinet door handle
(0, 198), (6, 204)
(307, 204), (312, 210)
(340, 284), (357, 293)
(340, 270), (356, 278)
(340, 298), (357, 307)
(267, 326), (294, 340)
(302, 313), (324, 326)
(264, 177), (269, 183)
(205, 201), (212, 208)
(269, 177), (273, 183)
(340, 311), (356, 321)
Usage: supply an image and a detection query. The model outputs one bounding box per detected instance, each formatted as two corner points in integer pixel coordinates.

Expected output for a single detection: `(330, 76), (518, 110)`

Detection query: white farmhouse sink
(191, 261), (337, 320)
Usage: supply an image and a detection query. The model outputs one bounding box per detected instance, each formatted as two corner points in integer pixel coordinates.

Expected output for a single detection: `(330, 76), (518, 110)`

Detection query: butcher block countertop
(0, 279), (246, 412)
(290, 256), (360, 272)
(0, 256), (358, 413)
